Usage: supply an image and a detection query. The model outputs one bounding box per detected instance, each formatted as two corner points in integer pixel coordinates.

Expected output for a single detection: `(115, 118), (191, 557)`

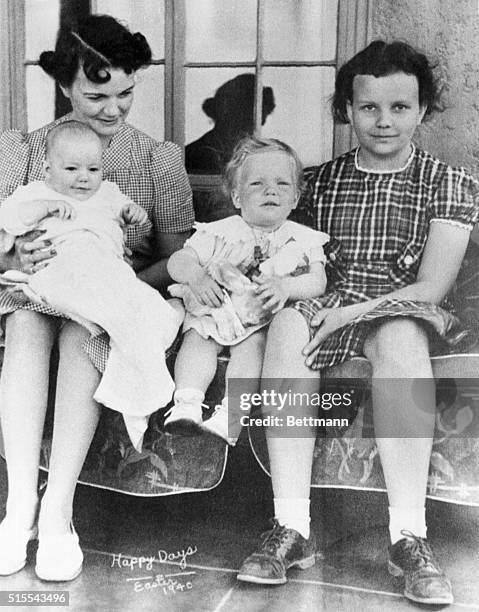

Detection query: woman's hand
(12, 230), (56, 274)
(255, 275), (289, 314)
(188, 269), (225, 308)
(122, 203), (148, 226)
(303, 305), (358, 366)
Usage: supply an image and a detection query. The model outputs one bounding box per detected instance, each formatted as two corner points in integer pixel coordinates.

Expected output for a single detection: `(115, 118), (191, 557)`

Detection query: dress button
(403, 255), (414, 266)
(329, 253), (337, 262)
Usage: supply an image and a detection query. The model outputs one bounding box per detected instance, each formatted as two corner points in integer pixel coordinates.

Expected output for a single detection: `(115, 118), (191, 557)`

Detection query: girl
(166, 137), (328, 445)
(0, 15), (192, 582)
(237, 41), (478, 607)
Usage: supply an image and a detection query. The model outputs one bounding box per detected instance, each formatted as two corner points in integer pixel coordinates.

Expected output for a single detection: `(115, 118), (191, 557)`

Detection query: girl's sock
(388, 506), (427, 544)
(274, 497), (310, 540)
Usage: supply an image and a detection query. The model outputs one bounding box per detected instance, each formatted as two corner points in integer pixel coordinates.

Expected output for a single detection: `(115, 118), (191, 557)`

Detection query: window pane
(127, 65), (164, 141)
(185, 0), (257, 63)
(263, 0), (338, 62)
(186, 68), (275, 173)
(25, 0), (60, 60)
(261, 67), (335, 166)
(94, 0), (165, 59)
(26, 66), (55, 131)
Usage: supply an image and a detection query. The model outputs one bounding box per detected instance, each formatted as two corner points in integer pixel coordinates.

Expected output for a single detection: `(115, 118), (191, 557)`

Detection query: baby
(166, 136), (329, 444)
(0, 120), (183, 450)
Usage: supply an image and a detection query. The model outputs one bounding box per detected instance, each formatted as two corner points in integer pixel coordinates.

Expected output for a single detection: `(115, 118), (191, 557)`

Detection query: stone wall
(371, 0), (479, 175)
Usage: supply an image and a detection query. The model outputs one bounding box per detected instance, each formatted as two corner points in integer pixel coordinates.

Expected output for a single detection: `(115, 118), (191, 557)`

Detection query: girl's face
(61, 68), (135, 146)
(346, 72), (427, 170)
(232, 151), (298, 230)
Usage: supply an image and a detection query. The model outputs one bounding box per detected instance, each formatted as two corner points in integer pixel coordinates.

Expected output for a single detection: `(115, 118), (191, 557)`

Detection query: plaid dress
(0, 115), (194, 371)
(292, 146), (479, 370)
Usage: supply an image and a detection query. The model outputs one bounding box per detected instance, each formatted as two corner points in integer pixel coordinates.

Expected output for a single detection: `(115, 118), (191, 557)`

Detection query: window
(19, 0), (371, 215)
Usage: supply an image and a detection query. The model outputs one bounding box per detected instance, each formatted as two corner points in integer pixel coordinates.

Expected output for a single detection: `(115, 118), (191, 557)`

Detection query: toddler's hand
(255, 275), (289, 314)
(122, 203), (148, 225)
(188, 269), (225, 308)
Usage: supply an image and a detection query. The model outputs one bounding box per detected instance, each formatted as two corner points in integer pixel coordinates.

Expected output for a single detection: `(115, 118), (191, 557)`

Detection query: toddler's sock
(274, 497), (310, 540)
(173, 388), (205, 403)
(388, 506), (427, 544)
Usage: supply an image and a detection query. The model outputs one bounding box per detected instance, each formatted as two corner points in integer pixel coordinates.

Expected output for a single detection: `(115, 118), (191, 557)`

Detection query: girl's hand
(255, 275), (289, 314)
(13, 230), (56, 274)
(302, 306), (357, 366)
(122, 203), (148, 225)
(188, 269), (225, 308)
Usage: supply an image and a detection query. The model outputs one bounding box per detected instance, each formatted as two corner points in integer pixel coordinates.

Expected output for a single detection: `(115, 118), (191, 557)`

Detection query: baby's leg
(165, 330), (222, 433)
(202, 329), (267, 444)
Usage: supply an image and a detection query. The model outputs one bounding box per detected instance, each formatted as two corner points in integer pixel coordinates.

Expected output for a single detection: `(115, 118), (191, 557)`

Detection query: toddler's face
(44, 136), (103, 201)
(232, 151), (298, 230)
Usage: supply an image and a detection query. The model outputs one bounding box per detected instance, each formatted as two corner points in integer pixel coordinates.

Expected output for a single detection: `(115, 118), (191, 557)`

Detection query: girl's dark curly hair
(39, 14), (152, 87)
(332, 40), (440, 124)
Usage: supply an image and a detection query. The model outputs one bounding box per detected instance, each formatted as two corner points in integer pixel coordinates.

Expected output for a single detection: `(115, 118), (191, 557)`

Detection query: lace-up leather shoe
(237, 519), (316, 584)
(388, 530), (453, 605)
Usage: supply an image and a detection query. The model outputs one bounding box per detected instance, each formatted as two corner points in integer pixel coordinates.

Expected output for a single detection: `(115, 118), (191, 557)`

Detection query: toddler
(166, 136), (328, 444)
(0, 121), (183, 450)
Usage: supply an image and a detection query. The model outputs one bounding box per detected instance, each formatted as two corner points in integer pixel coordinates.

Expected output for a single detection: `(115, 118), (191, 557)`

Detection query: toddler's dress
(173, 215), (329, 345)
(0, 180), (183, 450)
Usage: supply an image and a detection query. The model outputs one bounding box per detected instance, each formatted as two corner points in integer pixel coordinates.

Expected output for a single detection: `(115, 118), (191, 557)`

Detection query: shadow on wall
(185, 73), (276, 175)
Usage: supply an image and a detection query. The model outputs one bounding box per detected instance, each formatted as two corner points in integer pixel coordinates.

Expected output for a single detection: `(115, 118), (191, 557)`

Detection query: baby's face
(45, 136), (103, 201)
(232, 151), (298, 230)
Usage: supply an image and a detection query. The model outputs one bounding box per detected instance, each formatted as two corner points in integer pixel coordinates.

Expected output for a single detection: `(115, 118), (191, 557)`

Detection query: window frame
(7, 0), (372, 166)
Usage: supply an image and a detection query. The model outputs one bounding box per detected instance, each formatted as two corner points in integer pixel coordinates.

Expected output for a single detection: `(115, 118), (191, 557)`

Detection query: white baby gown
(0, 181), (183, 450)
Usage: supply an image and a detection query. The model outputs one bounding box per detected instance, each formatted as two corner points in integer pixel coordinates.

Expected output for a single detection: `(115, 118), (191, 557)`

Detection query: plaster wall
(371, 0), (479, 175)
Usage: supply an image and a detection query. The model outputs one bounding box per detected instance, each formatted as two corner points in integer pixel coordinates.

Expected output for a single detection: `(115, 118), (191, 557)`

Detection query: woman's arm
(136, 230), (188, 292)
(303, 222), (470, 361)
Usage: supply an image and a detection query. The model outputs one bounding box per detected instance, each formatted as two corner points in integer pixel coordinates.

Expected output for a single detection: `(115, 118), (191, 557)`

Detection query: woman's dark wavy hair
(332, 40), (440, 124)
(39, 14), (152, 87)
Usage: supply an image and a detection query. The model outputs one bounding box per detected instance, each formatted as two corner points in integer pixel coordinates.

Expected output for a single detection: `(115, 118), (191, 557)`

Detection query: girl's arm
(256, 261), (326, 313)
(167, 245), (225, 307)
(303, 222), (470, 363)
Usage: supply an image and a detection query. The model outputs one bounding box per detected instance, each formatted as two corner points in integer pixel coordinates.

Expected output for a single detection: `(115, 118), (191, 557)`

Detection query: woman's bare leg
(0, 311), (57, 528)
(38, 322), (101, 535)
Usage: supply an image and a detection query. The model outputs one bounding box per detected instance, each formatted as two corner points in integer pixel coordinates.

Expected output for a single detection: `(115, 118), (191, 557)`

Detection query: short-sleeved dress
(0, 114), (194, 371)
(176, 215), (329, 345)
(292, 146), (479, 370)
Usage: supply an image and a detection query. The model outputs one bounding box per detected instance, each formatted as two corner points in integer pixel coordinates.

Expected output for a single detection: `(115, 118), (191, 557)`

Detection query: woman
(237, 41), (478, 606)
(0, 15), (193, 581)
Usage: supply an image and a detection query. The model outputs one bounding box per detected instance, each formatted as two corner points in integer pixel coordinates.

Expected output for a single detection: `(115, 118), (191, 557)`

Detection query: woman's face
(346, 72), (427, 170)
(61, 67), (135, 145)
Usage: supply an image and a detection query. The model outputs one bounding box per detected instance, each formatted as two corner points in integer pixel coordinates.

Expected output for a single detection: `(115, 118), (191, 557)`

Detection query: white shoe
(163, 397), (205, 435)
(35, 523), (83, 581)
(201, 402), (240, 446)
(0, 519), (37, 575)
